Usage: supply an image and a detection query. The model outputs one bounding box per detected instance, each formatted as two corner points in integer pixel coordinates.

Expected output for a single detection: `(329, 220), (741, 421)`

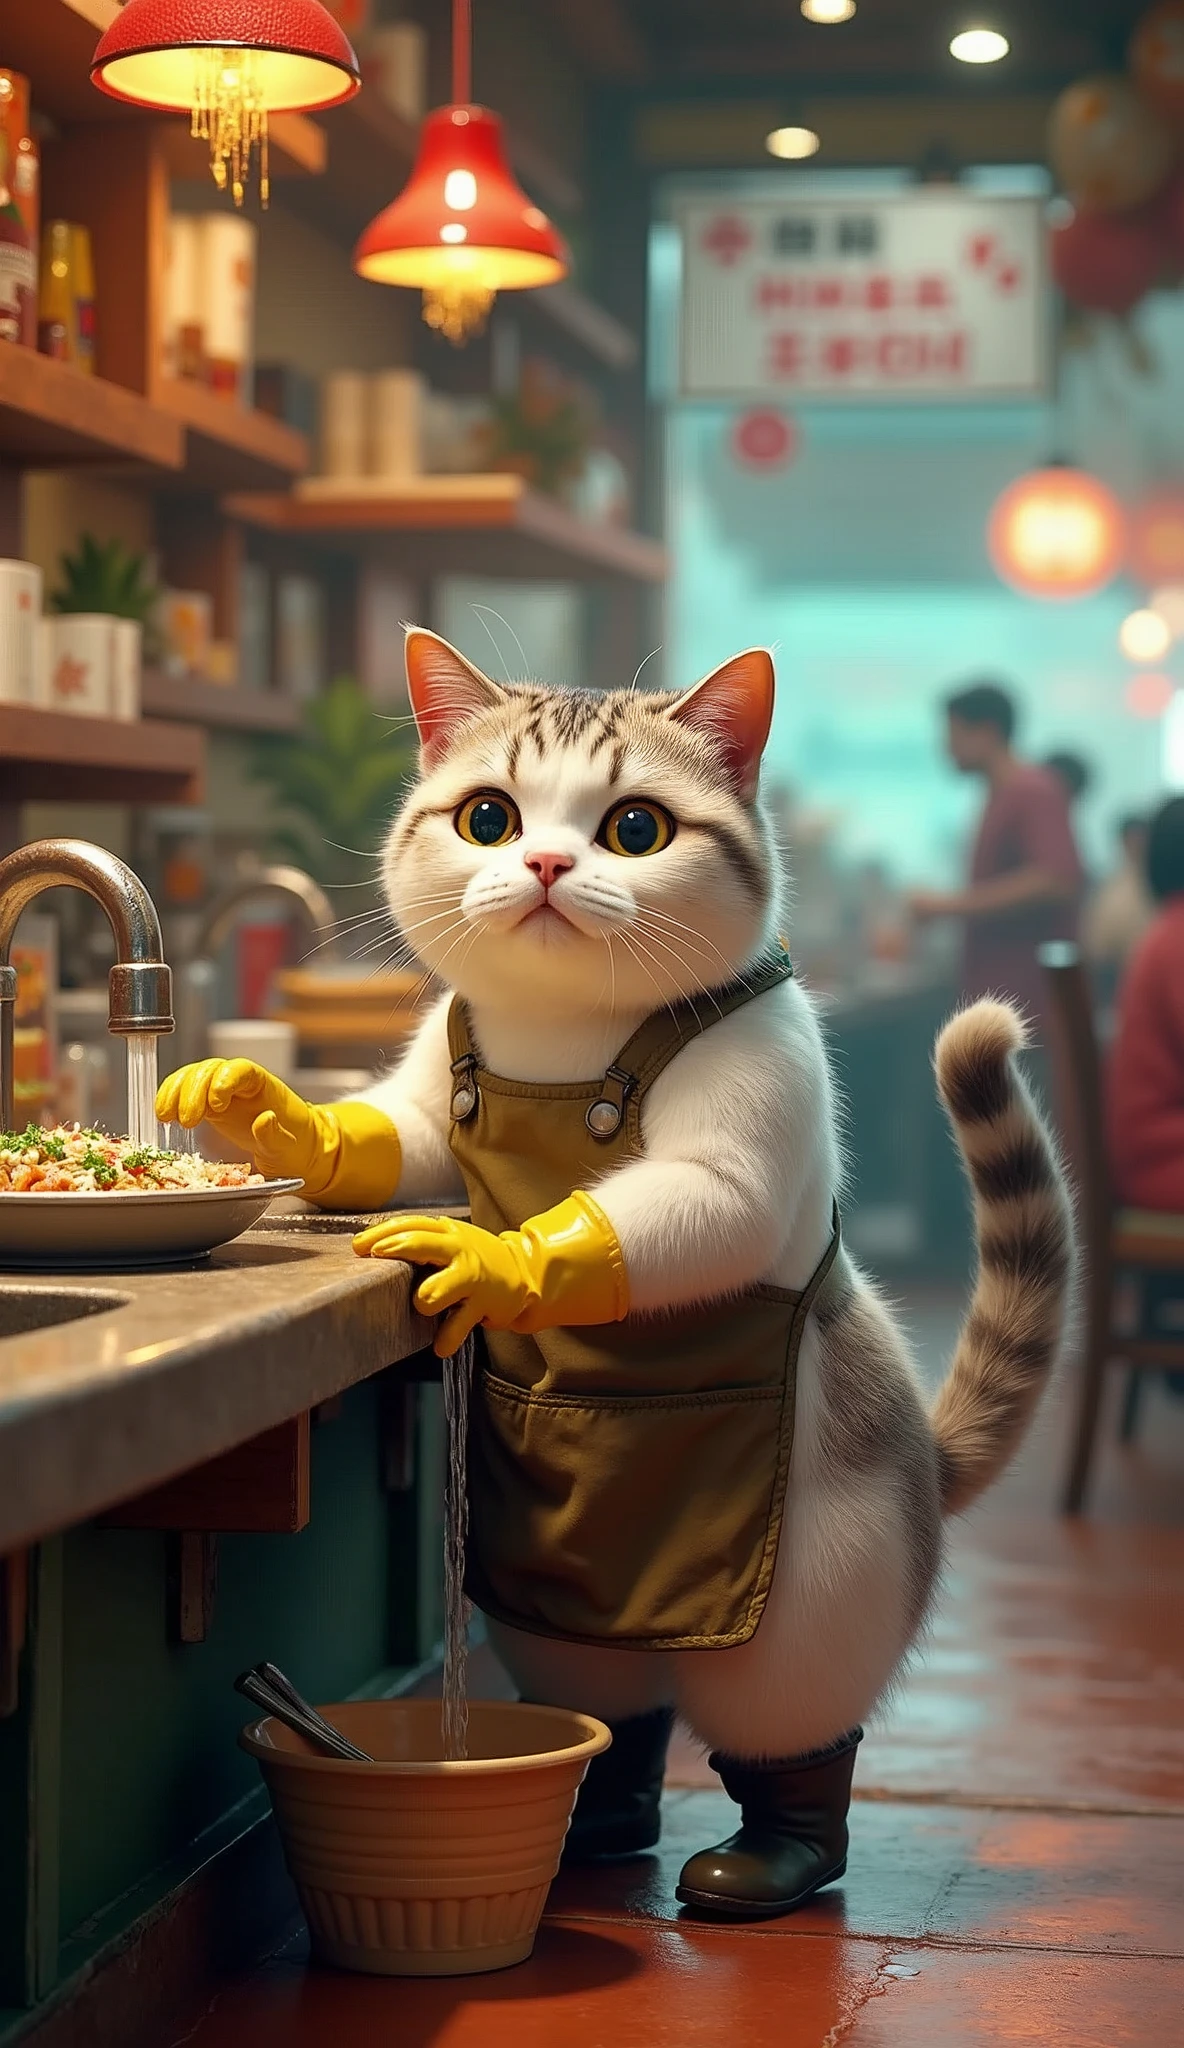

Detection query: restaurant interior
(0, 1), (1182, 2043)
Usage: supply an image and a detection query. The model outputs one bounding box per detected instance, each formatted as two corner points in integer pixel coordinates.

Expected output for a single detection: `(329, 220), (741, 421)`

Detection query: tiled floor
(170, 1303), (1184, 2048)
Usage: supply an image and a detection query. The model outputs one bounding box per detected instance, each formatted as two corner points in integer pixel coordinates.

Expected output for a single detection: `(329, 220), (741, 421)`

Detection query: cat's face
(382, 631), (780, 1017)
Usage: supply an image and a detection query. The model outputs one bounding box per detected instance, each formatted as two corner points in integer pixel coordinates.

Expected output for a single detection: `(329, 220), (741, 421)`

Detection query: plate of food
(0, 1124), (302, 1268)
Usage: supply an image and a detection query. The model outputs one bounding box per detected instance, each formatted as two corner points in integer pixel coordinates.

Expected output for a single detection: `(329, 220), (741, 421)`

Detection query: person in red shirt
(1107, 796), (1184, 1213)
(909, 681), (1084, 1040)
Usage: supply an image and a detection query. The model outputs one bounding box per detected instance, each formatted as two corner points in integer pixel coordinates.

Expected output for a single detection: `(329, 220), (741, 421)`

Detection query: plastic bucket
(240, 1698), (610, 1976)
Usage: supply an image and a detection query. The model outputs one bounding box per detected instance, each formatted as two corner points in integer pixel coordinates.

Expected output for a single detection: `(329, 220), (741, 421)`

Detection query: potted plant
(46, 535), (160, 720)
(250, 676), (417, 908)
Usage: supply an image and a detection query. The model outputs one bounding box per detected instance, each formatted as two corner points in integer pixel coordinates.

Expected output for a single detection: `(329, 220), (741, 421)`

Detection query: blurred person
(909, 681), (1084, 1037)
(1042, 750), (1093, 811)
(1107, 797), (1184, 1212)
(1085, 813), (1154, 979)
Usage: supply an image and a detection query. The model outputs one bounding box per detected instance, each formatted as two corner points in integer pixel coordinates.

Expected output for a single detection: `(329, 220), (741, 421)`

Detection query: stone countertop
(0, 1223), (431, 1554)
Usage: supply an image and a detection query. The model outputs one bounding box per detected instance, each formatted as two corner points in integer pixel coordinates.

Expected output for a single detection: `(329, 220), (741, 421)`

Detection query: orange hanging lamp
(91, 0), (360, 206)
(988, 463), (1126, 601)
(354, 0), (569, 343)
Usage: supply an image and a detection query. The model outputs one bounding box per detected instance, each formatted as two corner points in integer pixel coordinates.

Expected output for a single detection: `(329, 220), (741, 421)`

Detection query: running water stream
(125, 1034), (160, 1149)
(441, 1333), (475, 1760)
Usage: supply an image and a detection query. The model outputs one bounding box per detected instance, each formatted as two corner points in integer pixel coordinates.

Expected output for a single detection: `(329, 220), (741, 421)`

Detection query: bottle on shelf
(71, 223), (96, 373)
(37, 220), (73, 361)
(0, 127), (36, 348)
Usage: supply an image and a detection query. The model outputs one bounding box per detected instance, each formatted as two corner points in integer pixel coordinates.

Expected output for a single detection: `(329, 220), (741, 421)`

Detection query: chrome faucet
(0, 839), (173, 1132)
(174, 862), (337, 1065)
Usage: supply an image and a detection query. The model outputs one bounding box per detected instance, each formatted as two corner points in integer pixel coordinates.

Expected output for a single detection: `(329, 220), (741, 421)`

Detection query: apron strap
(448, 950), (795, 1134)
(609, 948), (795, 1103)
(447, 994), (474, 1065)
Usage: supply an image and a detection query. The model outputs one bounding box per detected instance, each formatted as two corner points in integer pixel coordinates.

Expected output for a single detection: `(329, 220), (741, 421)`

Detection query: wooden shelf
(226, 473), (668, 583)
(0, 343), (184, 472)
(140, 671), (301, 734)
(0, 705), (204, 805)
(157, 381), (309, 493)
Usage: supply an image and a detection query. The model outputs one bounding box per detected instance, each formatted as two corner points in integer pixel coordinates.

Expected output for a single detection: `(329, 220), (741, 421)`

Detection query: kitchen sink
(0, 1289), (129, 1340)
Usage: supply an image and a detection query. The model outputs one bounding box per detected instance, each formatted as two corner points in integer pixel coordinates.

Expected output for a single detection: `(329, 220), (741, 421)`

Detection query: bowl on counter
(0, 1179), (304, 1269)
(240, 1699), (610, 1976)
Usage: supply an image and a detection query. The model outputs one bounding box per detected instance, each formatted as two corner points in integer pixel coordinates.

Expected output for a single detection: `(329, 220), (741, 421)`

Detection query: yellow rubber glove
(352, 1191), (629, 1357)
(155, 1060), (400, 1211)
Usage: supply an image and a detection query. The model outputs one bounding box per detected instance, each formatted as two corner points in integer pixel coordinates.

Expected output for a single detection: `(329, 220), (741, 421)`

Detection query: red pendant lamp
(354, 0), (569, 343)
(91, 0), (360, 206)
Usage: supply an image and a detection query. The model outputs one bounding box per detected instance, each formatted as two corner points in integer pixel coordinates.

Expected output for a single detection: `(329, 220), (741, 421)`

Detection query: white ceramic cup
(110, 618), (143, 721)
(42, 613), (114, 715)
(370, 369), (423, 478)
(320, 371), (369, 479)
(0, 558), (43, 704)
(206, 1018), (298, 1084)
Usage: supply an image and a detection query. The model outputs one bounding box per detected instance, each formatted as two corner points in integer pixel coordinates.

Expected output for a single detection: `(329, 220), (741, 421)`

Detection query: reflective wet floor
(169, 1299), (1184, 2047)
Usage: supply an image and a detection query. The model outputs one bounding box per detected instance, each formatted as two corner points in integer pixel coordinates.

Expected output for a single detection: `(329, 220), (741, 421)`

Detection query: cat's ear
(665, 648), (774, 800)
(404, 628), (506, 766)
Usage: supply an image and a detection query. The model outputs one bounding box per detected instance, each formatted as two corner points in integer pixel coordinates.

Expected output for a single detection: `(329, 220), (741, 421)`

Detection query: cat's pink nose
(525, 851), (574, 891)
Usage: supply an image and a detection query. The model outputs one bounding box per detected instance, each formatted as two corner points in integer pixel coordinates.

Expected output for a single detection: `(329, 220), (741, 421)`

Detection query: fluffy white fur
(353, 629), (1072, 1760)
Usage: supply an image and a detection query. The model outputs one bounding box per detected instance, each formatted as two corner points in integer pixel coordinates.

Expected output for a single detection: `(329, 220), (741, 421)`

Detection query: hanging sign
(678, 191), (1048, 401)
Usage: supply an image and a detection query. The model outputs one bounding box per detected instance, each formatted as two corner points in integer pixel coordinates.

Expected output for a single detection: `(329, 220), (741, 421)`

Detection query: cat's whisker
(611, 927), (682, 1031)
(629, 919), (723, 1016)
(470, 603), (529, 682)
(356, 909), (469, 967)
(310, 908), (389, 934)
(638, 907), (762, 993)
(630, 646), (662, 693)
(632, 913), (725, 992)
(405, 917), (481, 1008)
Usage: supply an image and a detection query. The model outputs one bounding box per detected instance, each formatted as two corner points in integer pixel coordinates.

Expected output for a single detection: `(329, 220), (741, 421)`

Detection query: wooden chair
(1040, 942), (1184, 1512)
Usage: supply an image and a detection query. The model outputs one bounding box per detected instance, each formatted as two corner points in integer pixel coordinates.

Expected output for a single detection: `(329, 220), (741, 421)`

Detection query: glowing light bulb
(801, 0), (855, 21)
(1120, 608), (1173, 663)
(950, 28), (1009, 63)
(766, 126), (821, 160)
(443, 169), (477, 210)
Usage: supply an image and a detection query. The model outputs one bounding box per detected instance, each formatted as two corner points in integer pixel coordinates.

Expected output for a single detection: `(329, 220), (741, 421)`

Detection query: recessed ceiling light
(766, 125), (821, 160)
(950, 27), (1010, 63)
(801, 0), (856, 22)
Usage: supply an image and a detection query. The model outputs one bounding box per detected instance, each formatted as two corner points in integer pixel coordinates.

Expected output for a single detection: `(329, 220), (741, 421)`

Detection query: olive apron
(446, 951), (842, 1653)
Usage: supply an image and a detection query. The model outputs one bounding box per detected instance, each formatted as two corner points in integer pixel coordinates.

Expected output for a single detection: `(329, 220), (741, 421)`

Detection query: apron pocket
(466, 1371), (790, 1651)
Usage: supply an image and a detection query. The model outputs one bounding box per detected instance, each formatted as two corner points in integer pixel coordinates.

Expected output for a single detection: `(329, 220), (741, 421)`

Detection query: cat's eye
(455, 791), (521, 848)
(599, 800), (674, 858)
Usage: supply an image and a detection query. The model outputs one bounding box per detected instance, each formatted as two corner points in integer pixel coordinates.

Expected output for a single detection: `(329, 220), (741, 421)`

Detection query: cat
(354, 627), (1076, 1910)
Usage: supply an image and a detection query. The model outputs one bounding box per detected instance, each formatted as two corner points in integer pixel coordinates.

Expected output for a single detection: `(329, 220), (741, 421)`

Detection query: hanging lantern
(988, 466), (1126, 600)
(354, 0), (568, 344)
(91, 0), (360, 207)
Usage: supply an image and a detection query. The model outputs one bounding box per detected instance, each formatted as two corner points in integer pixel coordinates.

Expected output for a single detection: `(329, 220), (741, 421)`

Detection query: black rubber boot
(675, 1728), (862, 1919)
(562, 1706), (674, 1862)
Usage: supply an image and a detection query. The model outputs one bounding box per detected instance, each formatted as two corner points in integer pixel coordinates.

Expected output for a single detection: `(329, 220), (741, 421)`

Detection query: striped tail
(930, 999), (1076, 1516)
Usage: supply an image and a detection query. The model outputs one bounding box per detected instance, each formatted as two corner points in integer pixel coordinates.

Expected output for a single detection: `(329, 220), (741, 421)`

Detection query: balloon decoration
(1131, 3), (1184, 120)
(1049, 206), (1162, 314)
(1047, 12), (1184, 322)
(1048, 78), (1174, 214)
